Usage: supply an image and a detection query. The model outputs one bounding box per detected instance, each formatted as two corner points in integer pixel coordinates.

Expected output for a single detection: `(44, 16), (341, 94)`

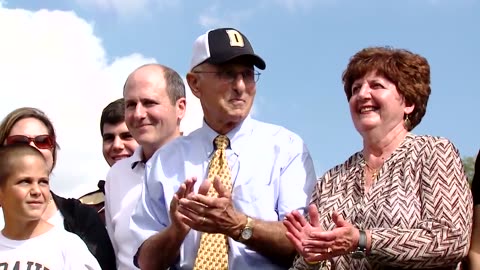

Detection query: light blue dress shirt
(130, 116), (317, 270)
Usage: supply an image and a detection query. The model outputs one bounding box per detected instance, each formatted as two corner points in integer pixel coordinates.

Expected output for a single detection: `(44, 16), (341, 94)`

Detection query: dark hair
(342, 46), (431, 131)
(0, 107), (59, 171)
(124, 64), (186, 105)
(100, 98), (125, 135)
(0, 144), (46, 186)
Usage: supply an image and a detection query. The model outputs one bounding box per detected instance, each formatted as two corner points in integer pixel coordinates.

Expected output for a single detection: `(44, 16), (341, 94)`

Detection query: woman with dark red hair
(286, 47), (472, 269)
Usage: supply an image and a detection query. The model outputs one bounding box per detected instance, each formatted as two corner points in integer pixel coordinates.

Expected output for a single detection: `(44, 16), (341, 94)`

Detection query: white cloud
(75, 0), (180, 17)
(198, 4), (228, 29)
(196, 0), (319, 28)
(0, 5), (203, 201)
(198, 4), (255, 29)
(199, 14), (227, 29)
(196, 0), (321, 30)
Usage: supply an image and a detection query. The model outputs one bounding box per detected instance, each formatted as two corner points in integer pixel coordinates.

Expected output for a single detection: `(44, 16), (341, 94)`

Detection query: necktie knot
(214, 135), (229, 151)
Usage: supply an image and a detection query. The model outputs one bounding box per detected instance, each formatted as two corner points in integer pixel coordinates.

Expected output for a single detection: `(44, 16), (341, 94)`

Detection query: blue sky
(2, 0), (479, 184)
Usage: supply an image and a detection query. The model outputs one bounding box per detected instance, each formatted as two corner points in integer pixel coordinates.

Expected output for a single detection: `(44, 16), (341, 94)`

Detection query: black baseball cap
(189, 27), (266, 70)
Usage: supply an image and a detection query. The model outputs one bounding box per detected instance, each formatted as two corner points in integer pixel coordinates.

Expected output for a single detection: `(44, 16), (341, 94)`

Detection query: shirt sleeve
(277, 136), (317, 220)
(129, 155), (171, 264)
(369, 139), (473, 268)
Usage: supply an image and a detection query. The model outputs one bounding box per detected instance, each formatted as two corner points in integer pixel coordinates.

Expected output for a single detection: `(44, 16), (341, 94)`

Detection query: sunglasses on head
(5, 135), (54, 149)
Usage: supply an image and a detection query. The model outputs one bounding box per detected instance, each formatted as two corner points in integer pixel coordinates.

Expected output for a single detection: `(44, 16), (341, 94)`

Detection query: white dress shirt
(131, 116), (317, 270)
(105, 146), (144, 270)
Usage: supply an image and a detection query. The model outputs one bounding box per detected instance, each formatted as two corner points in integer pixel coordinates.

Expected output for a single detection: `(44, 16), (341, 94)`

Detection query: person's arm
(368, 139), (472, 267)
(136, 224), (188, 270)
(179, 182), (297, 267)
(179, 193), (303, 268)
(244, 140), (317, 266)
(132, 174), (196, 270)
(236, 218), (296, 265)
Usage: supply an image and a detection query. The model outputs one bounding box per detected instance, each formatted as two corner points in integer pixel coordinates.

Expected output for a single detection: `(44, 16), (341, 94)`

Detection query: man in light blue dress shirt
(130, 27), (317, 270)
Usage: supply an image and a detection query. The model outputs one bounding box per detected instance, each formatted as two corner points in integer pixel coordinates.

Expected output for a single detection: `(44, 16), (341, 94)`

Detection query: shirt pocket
(232, 182), (276, 219)
(230, 150), (279, 218)
(232, 182), (269, 203)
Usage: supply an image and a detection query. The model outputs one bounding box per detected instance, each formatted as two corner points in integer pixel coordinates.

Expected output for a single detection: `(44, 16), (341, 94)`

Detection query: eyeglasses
(5, 135), (54, 149)
(193, 69), (261, 84)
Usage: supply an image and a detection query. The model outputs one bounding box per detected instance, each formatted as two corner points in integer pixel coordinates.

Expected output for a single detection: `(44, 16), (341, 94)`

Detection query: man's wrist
(231, 213), (248, 240)
(168, 224), (189, 241)
(238, 216), (255, 242)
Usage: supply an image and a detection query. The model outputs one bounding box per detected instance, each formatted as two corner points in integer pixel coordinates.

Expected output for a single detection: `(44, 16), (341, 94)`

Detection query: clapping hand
(302, 212), (360, 260)
(169, 177), (197, 235)
(178, 176), (245, 237)
(285, 207), (361, 263)
(284, 204), (329, 263)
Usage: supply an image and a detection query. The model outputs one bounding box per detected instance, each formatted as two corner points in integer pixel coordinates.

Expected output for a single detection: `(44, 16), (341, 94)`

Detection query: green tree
(463, 156), (475, 184)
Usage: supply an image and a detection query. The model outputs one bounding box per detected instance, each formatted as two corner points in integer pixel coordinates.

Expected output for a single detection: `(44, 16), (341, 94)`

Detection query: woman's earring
(404, 114), (411, 130)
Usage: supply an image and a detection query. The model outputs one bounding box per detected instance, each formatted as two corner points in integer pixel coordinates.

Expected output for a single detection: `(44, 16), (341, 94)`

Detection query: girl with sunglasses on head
(0, 107), (116, 270)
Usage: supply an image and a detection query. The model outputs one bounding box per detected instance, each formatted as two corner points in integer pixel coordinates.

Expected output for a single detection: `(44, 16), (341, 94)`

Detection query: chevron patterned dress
(291, 134), (473, 270)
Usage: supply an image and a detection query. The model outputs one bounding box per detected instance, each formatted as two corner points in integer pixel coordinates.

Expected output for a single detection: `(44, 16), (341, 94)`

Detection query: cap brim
(207, 53), (266, 70)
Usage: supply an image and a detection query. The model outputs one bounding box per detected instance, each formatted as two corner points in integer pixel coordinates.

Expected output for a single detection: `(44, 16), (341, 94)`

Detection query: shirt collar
(359, 132), (415, 166)
(198, 115), (254, 156)
(130, 146), (145, 169)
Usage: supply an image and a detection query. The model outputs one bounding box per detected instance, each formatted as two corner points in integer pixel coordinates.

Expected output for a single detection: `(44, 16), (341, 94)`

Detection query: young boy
(0, 144), (101, 269)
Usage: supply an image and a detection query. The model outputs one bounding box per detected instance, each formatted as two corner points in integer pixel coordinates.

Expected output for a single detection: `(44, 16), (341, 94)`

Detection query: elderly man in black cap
(130, 27), (317, 270)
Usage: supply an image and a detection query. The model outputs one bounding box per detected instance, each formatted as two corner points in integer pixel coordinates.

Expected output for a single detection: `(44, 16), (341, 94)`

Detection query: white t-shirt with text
(0, 226), (101, 270)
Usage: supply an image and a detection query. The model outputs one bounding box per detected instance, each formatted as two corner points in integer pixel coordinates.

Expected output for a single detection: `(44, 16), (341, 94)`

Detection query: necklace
(365, 162), (380, 181)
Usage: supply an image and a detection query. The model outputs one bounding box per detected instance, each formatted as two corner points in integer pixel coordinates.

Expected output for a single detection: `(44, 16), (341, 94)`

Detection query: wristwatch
(351, 229), (367, 259)
(238, 216), (254, 242)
